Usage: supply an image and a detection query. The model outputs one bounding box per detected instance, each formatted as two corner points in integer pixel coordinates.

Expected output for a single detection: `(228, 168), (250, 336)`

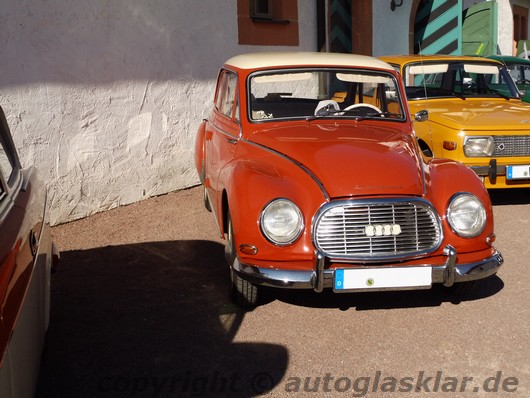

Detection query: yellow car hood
(409, 99), (530, 131)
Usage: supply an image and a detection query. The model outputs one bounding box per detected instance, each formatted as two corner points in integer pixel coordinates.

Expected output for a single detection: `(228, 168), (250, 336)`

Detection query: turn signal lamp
(443, 141), (457, 151)
(239, 244), (258, 255)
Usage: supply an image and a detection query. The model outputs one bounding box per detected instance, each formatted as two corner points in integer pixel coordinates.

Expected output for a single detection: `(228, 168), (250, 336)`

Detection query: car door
(205, 69), (240, 218)
(0, 116), (26, 362)
(0, 107), (51, 398)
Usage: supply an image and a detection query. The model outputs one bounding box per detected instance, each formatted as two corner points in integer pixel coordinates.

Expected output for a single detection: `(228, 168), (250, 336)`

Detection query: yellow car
(380, 54), (530, 188)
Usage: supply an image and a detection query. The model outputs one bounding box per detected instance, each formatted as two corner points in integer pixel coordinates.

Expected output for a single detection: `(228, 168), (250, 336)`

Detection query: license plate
(334, 267), (432, 292)
(507, 165), (530, 180)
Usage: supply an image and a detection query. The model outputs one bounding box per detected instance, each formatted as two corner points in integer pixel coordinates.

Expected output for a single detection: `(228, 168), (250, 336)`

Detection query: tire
(225, 212), (259, 308)
(418, 140), (433, 157)
(203, 186), (212, 212)
(446, 281), (476, 297)
(231, 269), (259, 308)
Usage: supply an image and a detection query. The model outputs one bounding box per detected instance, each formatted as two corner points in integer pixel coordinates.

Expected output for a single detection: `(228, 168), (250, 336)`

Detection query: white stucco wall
(0, 1), (316, 225)
(498, 0), (515, 55)
(372, 1), (412, 57)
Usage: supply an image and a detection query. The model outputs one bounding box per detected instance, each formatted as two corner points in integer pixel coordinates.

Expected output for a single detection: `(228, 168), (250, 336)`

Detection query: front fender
(425, 158), (495, 254)
(220, 144), (327, 266)
(194, 120), (207, 183)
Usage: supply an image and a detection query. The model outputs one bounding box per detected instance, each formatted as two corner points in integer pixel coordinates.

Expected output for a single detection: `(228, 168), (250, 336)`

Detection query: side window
(214, 71), (228, 112)
(220, 72), (239, 120)
(0, 139), (14, 188)
(250, 0), (273, 18)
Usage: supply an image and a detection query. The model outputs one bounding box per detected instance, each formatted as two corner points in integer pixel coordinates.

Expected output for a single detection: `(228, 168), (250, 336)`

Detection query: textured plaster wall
(498, 0), (514, 55)
(372, 1), (411, 57)
(0, 1), (316, 225)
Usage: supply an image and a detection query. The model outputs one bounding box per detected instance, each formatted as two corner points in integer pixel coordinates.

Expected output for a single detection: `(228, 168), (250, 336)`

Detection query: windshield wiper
(488, 89), (511, 100)
(451, 91), (466, 100)
(306, 108), (390, 122)
(306, 104), (342, 121)
(348, 111), (393, 121)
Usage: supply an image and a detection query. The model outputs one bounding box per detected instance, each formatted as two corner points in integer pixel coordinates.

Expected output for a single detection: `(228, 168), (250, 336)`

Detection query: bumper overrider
(232, 245), (503, 292)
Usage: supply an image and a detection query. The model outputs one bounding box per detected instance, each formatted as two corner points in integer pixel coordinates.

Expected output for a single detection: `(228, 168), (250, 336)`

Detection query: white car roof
(225, 51), (394, 71)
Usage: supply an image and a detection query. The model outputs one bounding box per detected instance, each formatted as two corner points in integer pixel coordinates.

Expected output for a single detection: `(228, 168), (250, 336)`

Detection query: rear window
(0, 139), (14, 189)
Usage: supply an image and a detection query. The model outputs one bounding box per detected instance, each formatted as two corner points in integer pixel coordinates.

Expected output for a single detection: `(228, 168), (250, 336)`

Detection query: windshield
(248, 68), (406, 122)
(401, 61), (520, 100)
(506, 62), (530, 81)
(505, 62), (530, 95)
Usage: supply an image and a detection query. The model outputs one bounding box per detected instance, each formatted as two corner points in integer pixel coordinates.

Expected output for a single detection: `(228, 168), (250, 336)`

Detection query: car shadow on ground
(36, 240), (288, 398)
(489, 187), (530, 206)
(266, 275), (504, 311)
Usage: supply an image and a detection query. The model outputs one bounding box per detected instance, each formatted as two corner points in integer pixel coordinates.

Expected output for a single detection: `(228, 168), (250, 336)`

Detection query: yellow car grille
(493, 135), (530, 157)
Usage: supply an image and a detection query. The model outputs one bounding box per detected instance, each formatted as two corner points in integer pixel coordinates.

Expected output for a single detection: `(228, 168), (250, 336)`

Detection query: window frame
(250, 0), (273, 19)
(0, 108), (23, 224)
(215, 69), (240, 122)
(237, 0), (299, 46)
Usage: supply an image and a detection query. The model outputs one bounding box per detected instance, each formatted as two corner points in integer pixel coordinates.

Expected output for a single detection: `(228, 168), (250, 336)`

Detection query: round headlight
(464, 136), (494, 157)
(447, 193), (487, 237)
(260, 199), (304, 245)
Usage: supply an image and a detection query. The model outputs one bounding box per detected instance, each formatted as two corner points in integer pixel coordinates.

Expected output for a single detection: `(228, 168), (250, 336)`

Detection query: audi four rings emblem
(364, 224), (402, 237)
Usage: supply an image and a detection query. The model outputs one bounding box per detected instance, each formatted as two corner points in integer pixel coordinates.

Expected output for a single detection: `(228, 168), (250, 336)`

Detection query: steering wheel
(516, 79), (530, 85)
(343, 103), (382, 114)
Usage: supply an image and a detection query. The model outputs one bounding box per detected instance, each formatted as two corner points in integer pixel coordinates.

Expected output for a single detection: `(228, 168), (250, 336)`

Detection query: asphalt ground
(36, 186), (530, 397)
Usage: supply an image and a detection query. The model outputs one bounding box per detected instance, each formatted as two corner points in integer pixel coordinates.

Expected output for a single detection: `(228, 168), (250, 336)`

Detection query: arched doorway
(319, 0), (372, 55)
(410, 0), (462, 54)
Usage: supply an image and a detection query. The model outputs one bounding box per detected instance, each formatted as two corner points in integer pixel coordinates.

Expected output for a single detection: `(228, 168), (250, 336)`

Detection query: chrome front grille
(313, 199), (442, 261)
(493, 135), (530, 157)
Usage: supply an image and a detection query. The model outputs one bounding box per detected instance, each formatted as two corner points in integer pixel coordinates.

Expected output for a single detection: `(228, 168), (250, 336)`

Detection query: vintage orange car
(0, 106), (58, 396)
(380, 54), (530, 189)
(195, 52), (503, 307)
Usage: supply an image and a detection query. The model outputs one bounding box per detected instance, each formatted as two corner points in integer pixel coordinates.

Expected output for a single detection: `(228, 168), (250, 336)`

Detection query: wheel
(445, 281), (476, 297)
(225, 212), (259, 308)
(418, 139), (433, 157)
(203, 186), (212, 212)
(231, 269), (259, 308)
(343, 103), (382, 115)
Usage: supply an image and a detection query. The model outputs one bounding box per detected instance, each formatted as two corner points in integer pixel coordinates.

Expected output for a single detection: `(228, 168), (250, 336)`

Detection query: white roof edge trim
(224, 52), (394, 72)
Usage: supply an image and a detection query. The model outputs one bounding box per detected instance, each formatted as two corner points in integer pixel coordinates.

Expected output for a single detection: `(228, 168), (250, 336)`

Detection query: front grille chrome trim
(493, 135), (530, 157)
(312, 198), (443, 262)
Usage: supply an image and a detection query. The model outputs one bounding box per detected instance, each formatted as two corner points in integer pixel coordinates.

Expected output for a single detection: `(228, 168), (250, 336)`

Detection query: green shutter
(462, 2), (498, 56)
(329, 0), (352, 53)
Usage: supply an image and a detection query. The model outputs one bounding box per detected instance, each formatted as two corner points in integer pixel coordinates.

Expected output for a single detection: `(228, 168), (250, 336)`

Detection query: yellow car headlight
(463, 136), (494, 157)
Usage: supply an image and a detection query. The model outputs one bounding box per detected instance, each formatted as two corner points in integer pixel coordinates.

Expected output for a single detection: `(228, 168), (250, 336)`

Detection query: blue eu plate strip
(335, 269), (344, 290)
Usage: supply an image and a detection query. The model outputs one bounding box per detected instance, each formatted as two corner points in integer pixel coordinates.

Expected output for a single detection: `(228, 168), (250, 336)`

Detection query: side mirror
(415, 110), (428, 122)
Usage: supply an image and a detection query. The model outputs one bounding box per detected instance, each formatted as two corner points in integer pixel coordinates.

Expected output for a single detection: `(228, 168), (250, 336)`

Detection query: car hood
(409, 99), (530, 130)
(247, 123), (424, 198)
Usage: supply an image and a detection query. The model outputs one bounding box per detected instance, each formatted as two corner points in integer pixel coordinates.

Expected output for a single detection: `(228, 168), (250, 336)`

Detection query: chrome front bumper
(232, 245), (503, 292)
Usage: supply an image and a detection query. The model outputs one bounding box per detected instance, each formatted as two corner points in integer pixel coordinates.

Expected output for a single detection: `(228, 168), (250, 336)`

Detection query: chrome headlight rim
(260, 198), (304, 246)
(463, 136), (494, 157)
(447, 192), (487, 238)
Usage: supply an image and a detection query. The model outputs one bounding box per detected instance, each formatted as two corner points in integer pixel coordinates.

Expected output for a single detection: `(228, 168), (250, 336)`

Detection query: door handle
(226, 138), (237, 145)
